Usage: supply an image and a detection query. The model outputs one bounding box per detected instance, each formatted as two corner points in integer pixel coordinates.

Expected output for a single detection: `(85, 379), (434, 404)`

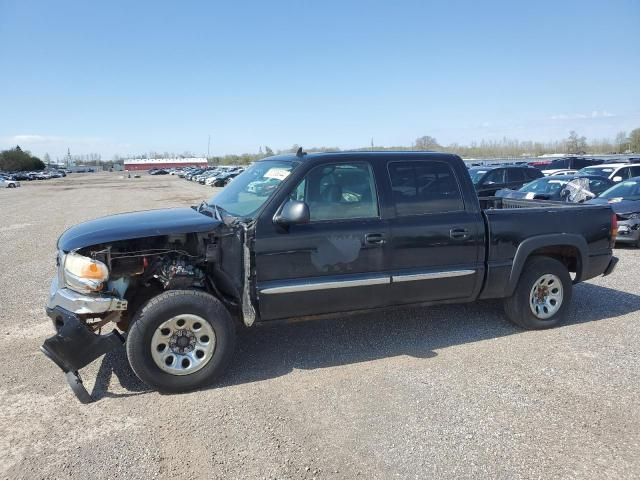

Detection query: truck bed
(479, 196), (584, 210)
(477, 197), (615, 299)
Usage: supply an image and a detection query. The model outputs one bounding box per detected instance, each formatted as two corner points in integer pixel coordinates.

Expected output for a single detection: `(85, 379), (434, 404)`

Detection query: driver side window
(292, 162), (379, 221)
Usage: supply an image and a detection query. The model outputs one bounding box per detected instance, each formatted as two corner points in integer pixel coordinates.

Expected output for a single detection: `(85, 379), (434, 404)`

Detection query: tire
(126, 290), (236, 392)
(8, 183), (16, 188)
(504, 256), (572, 330)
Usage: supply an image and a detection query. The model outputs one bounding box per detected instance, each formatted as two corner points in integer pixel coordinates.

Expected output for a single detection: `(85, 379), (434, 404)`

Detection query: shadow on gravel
(89, 282), (640, 401)
(91, 345), (149, 399)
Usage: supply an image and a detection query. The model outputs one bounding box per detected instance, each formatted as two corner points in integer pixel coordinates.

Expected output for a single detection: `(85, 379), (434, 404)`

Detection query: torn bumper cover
(41, 307), (125, 403)
(41, 277), (127, 403)
(42, 306), (124, 372)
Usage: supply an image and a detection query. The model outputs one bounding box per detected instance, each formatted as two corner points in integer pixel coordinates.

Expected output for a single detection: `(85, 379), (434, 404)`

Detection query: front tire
(126, 290), (236, 392)
(504, 256), (572, 329)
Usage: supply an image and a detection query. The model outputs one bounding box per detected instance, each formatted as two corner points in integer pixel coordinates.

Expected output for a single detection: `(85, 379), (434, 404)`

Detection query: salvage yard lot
(1, 173), (639, 479)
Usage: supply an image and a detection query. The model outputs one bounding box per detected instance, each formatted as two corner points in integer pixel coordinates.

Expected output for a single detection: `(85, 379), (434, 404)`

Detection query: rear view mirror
(613, 176), (623, 182)
(274, 200), (310, 226)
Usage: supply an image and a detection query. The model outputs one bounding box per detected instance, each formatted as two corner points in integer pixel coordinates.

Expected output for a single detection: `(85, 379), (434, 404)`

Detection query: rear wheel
(8, 183), (16, 188)
(126, 290), (235, 392)
(504, 256), (572, 329)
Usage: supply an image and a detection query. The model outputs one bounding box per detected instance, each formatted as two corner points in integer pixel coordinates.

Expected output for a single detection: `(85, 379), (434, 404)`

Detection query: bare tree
(415, 135), (440, 150)
(615, 131), (629, 153)
(566, 131), (587, 154)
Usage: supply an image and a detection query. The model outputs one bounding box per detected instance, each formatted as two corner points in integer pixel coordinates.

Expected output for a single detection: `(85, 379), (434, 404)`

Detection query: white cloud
(550, 111), (616, 120)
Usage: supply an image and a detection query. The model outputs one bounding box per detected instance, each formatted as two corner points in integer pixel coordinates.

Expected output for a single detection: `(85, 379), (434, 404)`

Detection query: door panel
(254, 161), (390, 320)
(386, 160), (484, 305)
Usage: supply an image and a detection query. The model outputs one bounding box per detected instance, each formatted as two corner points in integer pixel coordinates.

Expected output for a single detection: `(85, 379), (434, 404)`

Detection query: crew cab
(41, 151), (618, 402)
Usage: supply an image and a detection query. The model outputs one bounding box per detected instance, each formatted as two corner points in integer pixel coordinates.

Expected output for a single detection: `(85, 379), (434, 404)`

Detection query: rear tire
(126, 290), (235, 392)
(504, 256), (572, 329)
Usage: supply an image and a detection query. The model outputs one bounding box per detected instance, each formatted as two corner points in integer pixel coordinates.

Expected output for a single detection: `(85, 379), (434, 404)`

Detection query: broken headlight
(63, 252), (109, 293)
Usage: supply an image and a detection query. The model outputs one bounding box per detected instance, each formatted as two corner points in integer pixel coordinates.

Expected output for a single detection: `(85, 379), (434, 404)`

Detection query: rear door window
(388, 161), (464, 216)
(506, 168), (526, 183)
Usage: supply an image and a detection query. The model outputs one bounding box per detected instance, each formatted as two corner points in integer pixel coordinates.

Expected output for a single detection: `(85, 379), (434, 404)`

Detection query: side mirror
(273, 200), (310, 226)
(560, 189), (570, 199)
(613, 176), (623, 182)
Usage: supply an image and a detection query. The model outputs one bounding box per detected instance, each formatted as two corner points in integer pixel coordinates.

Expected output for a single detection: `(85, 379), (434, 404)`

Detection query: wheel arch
(507, 234), (587, 297)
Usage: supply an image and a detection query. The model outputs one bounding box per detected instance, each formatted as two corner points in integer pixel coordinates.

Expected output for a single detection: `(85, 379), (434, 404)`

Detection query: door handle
(449, 228), (469, 240)
(364, 233), (386, 246)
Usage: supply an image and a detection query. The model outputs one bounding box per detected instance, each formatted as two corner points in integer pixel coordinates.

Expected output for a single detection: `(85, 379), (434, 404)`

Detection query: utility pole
(371, 138), (374, 151)
(207, 135), (211, 158)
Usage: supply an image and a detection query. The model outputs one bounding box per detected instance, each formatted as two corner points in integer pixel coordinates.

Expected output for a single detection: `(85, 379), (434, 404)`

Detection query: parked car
(496, 175), (613, 202)
(548, 169), (578, 176)
(246, 177), (281, 196)
(149, 169), (169, 175)
(541, 157), (603, 175)
(42, 151), (618, 402)
(468, 165), (544, 196)
(208, 171), (242, 187)
(8, 172), (29, 181)
(588, 177), (640, 247)
(578, 163), (640, 183)
(0, 175), (20, 188)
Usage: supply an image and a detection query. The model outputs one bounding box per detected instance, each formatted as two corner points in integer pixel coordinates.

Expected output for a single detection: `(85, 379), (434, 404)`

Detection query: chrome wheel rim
(529, 274), (563, 319)
(150, 314), (216, 375)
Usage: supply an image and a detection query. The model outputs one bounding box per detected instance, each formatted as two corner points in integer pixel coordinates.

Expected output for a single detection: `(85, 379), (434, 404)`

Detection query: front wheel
(126, 290), (236, 392)
(504, 256), (572, 329)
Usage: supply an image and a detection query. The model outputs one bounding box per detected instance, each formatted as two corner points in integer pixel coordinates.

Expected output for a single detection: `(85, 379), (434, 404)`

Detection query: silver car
(588, 177), (640, 247)
(0, 176), (20, 188)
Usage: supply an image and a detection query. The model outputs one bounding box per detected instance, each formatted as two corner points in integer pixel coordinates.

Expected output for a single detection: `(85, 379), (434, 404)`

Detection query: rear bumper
(581, 254), (618, 281)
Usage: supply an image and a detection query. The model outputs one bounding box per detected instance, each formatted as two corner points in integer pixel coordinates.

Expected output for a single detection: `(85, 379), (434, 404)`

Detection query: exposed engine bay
(69, 224), (254, 333)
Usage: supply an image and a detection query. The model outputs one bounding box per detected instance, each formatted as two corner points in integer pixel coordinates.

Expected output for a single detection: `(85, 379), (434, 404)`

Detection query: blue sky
(1, 0), (639, 160)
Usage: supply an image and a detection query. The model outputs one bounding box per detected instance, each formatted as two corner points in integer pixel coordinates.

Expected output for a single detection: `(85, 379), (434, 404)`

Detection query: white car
(577, 163), (640, 183)
(0, 176), (21, 188)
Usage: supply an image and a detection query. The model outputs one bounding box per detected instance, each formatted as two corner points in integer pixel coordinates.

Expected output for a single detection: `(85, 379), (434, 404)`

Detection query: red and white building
(124, 157), (208, 171)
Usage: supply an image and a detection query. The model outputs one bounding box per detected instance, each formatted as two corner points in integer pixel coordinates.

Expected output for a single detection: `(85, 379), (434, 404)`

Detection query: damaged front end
(41, 206), (255, 402)
(42, 260), (129, 402)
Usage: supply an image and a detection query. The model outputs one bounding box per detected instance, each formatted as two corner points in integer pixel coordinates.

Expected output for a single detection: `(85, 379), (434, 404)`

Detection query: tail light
(611, 212), (618, 248)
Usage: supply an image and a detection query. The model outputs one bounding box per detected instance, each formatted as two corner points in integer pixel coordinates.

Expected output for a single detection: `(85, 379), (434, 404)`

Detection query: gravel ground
(0, 172), (639, 479)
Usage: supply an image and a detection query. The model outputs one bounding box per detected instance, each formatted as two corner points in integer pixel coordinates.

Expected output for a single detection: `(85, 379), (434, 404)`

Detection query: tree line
(31, 128), (640, 170)
(0, 146), (45, 172)
(205, 129), (640, 165)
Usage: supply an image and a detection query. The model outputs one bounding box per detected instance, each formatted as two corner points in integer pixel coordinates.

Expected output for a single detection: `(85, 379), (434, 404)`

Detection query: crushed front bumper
(41, 277), (127, 403)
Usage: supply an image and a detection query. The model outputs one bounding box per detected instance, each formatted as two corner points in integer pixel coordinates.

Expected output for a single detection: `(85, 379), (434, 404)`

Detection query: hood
(495, 188), (526, 199)
(587, 198), (640, 215)
(58, 207), (220, 251)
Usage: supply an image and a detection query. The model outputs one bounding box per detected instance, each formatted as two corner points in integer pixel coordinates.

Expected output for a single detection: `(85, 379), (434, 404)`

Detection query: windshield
(468, 169), (488, 184)
(579, 166), (614, 177)
(599, 179), (640, 201)
(207, 160), (298, 217)
(519, 177), (568, 193)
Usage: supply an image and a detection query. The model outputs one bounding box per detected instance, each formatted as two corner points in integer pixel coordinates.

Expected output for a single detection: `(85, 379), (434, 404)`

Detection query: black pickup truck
(42, 151), (618, 402)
